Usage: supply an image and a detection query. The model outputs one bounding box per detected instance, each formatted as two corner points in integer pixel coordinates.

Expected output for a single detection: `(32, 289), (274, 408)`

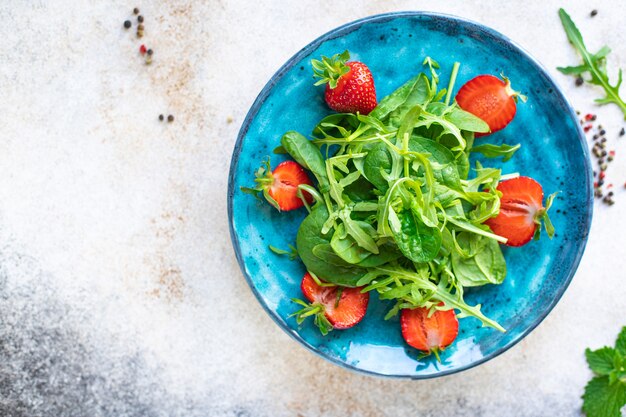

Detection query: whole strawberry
(311, 50), (377, 115)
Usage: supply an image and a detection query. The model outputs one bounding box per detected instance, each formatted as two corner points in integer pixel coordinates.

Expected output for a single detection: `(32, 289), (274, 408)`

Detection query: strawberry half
(290, 272), (369, 335)
(455, 74), (526, 137)
(401, 305), (459, 359)
(485, 176), (557, 246)
(311, 50), (377, 115)
(241, 159), (313, 211)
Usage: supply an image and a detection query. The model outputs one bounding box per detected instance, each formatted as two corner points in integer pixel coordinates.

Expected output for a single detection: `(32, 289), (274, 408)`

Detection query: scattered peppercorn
(139, 44), (147, 54)
(590, 9), (598, 17)
(585, 113), (594, 121)
(138, 15), (144, 23)
(584, 124), (592, 132)
(137, 24), (144, 31)
(608, 191), (614, 197)
(620, 127), (625, 136)
(167, 115), (174, 122)
(147, 48), (153, 56)
(575, 77), (584, 86)
(159, 114), (164, 121)
(124, 20), (132, 29)
(600, 129), (606, 135)
(133, 7), (139, 14)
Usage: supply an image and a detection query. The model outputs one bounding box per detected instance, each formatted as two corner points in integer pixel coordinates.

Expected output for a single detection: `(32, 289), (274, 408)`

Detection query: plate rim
(227, 10), (593, 379)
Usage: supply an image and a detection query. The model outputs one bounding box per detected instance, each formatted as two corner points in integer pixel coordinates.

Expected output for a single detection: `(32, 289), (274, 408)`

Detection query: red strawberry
(455, 74), (526, 136)
(311, 50), (377, 115)
(400, 305), (458, 358)
(485, 176), (556, 246)
(241, 159), (313, 211)
(291, 272), (369, 334)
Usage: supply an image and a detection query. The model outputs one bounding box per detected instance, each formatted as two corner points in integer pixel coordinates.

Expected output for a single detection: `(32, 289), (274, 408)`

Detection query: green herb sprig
(582, 327), (626, 417)
(558, 8), (626, 119)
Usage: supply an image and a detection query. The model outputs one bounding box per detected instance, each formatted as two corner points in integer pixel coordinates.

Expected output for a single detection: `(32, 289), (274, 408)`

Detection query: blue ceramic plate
(228, 12), (592, 378)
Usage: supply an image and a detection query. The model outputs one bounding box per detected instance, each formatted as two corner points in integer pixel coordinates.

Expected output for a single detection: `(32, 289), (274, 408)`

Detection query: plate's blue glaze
(228, 12), (592, 378)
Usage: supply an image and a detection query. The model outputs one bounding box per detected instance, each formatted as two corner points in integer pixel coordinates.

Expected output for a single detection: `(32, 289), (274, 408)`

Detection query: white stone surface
(0, 1), (625, 416)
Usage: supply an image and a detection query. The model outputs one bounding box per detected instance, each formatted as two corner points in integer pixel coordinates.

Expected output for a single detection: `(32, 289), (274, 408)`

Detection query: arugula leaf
(268, 244), (299, 261)
(558, 9), (626, 118)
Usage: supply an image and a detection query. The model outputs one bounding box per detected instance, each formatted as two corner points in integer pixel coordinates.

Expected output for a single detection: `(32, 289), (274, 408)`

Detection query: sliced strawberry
(241, 159), (313, 211)
(455, 74), (526, 136)
(268, 161), (314, 211)
(485, 176), (556, 246)
(291, 272), (369, 334)
(400, 305), (458, 357)
(312, 51), (377, 115)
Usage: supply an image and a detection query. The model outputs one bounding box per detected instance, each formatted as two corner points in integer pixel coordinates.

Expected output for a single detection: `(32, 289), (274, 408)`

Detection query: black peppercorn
(167, 115), (174, 123)
(124, 20), (131, 29)
(620, 127), (625, 136)
(590, 9), (598, 17)
(159, 114), (164, 121)
(138, 15), (144, 23)
(147, 49), (153, 56)
(600, 129), (606, 135)
(133, 7), (139, 14)
(575, 77), (584, 86)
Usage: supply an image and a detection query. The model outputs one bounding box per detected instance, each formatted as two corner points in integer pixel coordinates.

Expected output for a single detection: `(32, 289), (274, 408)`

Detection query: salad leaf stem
(444, 62), (460, 106)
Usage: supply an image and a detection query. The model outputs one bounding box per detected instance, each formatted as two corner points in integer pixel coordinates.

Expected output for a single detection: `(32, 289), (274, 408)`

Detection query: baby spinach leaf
(446, 107), (490, 133)
(450, 232), (506, 287)
(331, 222), (374, 264)
(409, 136), (461, 190)
(281, 131), (330, 192)
(390, 209), (441, 263)
(471, 143), (521, 162)
(296, 205), (367, 287)
(363, 142), (392, 191)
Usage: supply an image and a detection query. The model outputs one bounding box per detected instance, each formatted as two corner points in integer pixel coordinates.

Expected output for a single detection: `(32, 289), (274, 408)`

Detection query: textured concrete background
(0, 1), (625, 416)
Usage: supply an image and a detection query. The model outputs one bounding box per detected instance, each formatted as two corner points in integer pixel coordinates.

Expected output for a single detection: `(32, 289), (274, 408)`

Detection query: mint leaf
(582, 376), (626, 417)
(616, 327), (626, 356)
(586, 347), (619, 376)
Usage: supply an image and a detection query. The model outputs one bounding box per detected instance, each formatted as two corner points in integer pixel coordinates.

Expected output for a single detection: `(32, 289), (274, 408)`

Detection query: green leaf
(586, 347), (619, 376)
(557, 64), (588, 75)
(450, 232), (507, 287)
(471, 143), (521, 162)
(582, 376), (626, 417)
(391, 209), (441, 263)
(281, 131), (330, 192)
(558, 8), (626, 119)
(296, 205), (367, 286)
(311, 50), (350, 89)
(330, 222), (373, 264)
(268, 244), (299, 261)
(446, 107), (490, 133)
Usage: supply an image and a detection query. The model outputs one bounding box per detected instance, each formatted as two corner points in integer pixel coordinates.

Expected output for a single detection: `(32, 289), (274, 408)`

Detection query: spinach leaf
(450, 232), (506, 287)
(296, 205), (367, 286)
(409, 136), (461, 190)
(330, 222), (375, 264)
(281, 131), (330, 192)
(471, 143), (521, 162)
(389, 208), (441, 263)
(446, 107), (490, 133)
(363, 142), (392, 191)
